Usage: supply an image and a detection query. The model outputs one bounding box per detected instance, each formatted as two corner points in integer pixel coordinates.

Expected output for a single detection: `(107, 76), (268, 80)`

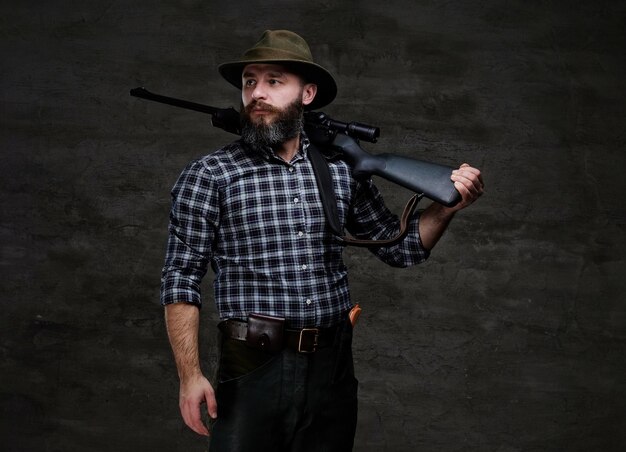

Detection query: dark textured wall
(2, 1), (625, 451)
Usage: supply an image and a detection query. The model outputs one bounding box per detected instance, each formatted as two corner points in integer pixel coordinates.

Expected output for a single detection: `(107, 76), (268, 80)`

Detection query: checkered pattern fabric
(160, 136), (430, 328)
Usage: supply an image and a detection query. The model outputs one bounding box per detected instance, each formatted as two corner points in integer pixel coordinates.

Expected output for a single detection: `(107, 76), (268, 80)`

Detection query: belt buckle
(297, 328), (319, 353)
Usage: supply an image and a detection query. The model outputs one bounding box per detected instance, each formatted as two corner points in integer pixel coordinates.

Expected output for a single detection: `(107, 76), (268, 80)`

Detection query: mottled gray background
(2, 1), (625, 451)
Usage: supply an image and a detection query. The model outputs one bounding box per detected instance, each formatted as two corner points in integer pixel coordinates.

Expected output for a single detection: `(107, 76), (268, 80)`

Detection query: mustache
(243, 101), (280, 115)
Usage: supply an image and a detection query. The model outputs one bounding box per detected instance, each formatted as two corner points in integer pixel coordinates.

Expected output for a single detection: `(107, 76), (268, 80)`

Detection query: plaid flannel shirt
(160, 136), (430, 328)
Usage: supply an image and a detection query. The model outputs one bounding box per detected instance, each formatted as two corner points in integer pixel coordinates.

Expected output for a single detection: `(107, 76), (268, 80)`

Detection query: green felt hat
(218, 30), (337, 110)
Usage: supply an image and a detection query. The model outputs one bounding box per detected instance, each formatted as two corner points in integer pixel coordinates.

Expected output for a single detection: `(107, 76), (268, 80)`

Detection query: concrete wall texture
(2, 0), (625, 451)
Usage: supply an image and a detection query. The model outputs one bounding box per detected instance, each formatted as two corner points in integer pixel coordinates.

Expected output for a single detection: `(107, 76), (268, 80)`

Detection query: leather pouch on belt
(246, 313), (285, 352)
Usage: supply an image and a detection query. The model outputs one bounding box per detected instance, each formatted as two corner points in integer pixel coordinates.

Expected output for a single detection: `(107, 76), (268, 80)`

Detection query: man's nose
(251, 83), (267, 101)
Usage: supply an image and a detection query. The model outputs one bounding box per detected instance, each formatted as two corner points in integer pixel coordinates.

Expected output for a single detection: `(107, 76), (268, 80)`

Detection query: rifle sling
(308, 142), (344, 237)
(308, 143), (421, 248)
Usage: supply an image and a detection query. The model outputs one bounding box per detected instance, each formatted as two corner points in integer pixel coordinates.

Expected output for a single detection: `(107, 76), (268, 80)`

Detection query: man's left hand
(449, 163), (484, 211)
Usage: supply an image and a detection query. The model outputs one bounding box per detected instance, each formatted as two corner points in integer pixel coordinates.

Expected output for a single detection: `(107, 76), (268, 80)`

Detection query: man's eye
(244, 80), (256, 87)
(269, 79), (280, 85)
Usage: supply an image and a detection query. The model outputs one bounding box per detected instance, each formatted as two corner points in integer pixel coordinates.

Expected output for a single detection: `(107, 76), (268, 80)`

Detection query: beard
(240, 98), (304, 150)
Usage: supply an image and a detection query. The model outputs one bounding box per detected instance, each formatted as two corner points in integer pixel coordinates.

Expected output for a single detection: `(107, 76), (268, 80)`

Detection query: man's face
(241, 64), (316, 124)
(240, 63), (317, 148)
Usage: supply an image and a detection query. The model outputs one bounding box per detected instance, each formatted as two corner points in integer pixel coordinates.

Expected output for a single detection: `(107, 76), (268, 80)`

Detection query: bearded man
(161, 30), (484, 452)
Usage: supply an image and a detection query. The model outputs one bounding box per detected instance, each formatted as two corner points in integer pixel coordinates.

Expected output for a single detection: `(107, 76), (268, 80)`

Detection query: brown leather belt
(219, 318), (338, 353)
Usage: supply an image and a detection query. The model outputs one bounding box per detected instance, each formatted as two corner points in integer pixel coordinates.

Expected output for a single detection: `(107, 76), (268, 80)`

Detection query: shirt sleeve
(160, 160), (220, 307)
(346, 179), (430, 268)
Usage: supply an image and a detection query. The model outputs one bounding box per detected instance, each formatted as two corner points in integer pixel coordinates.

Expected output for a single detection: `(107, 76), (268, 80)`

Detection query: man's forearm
(164, 303), (203, 381)
(418, 202), (456, 251)
(164, 302), (217, 435)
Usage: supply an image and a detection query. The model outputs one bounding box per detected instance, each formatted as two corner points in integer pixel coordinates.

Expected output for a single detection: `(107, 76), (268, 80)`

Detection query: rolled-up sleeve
(347, 179), (430, 268)
(160, 160), (220, 307)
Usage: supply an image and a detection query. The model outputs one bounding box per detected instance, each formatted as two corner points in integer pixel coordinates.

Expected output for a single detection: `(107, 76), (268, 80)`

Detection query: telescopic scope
(304, 112), (380, 143)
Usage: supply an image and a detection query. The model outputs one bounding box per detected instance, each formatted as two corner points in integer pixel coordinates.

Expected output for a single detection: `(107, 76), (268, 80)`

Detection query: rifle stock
(331, 134), (461, 207)
(130, 87), (461, 207)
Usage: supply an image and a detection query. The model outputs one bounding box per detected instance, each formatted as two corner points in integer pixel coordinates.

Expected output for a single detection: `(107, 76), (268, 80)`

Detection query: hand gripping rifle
(130, 87), (461, 245)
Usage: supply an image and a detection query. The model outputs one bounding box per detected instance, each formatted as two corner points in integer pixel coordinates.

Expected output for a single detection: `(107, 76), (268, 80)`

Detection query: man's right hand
(179, 374), (217, 436)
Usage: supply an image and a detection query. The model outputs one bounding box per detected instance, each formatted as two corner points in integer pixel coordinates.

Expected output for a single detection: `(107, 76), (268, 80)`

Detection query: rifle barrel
(130, 87), (220, 116)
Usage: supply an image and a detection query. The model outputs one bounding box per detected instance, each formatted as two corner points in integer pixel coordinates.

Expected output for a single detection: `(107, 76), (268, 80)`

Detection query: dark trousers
(208, 320), (358, 452)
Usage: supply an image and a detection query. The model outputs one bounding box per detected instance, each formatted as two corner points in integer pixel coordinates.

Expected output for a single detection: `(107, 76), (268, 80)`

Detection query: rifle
(129, 87), (461, 207)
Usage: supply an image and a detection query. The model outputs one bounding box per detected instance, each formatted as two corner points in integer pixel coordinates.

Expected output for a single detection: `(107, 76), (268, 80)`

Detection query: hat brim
(218, 59), (337, 110)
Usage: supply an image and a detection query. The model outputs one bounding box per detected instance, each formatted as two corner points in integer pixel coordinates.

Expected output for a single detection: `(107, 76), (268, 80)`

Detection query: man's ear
(302, 83), (318, 106)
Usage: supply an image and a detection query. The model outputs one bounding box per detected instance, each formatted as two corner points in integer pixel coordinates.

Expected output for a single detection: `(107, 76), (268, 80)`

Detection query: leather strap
(308, 143), (422, 248)
(339, 193), (421, 247)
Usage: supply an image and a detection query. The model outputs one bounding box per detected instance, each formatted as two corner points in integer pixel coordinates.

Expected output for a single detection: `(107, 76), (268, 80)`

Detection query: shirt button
(301, 264), (308, 270)
(289, 167), (295, 172)
(298, 231), (304, 237)
(294, 197), (299, 204)
(306, 299), (312, 305)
